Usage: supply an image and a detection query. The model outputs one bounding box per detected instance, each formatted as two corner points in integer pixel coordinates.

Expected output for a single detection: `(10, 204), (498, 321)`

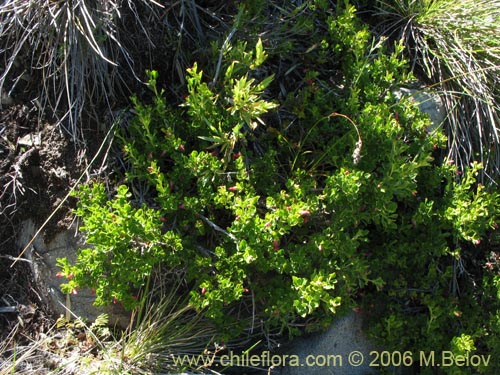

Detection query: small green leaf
(251, 38), (267, 68)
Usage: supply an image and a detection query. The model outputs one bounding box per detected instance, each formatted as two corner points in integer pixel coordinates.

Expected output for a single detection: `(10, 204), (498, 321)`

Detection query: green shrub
(57, 183), (183, 309)
(58, 3), (500, 368)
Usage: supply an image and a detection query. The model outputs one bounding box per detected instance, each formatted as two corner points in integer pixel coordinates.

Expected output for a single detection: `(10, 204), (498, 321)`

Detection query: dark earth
(0, 100), (109, 353)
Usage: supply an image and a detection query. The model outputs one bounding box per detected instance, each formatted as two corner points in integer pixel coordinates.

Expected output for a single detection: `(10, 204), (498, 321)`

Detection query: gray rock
(17, 219), (131, 328)
(17, 132), (42, 147)
(393, 87), (446, 133)
(277, 312), (379, 375)
(1, 91), (15, 107)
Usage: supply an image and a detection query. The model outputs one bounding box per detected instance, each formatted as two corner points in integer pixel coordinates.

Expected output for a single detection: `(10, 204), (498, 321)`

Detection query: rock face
(17, 219), (131, 328)
(276, 312), (379, 375)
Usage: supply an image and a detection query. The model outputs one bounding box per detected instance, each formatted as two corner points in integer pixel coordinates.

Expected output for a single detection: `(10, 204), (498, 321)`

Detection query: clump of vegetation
(0, 0), (143, 139)
(0, 0), (228, 141)
(368, 0), (500, 182)
(0, 276), (222, 375)
(55, 4), (500, 374)
(2, 1), (498, 374)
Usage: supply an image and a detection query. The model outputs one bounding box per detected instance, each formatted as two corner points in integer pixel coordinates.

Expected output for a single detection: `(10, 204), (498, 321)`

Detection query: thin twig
(198, 214), (238, 244)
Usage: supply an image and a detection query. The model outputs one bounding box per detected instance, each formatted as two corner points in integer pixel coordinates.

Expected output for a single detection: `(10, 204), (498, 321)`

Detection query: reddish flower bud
(201, 287), (207, 295)
(179, 144), (185, 152)
(265, 221), (271, 228)
(56, 272), (64, 278)
(232, 152), (241, 160)
(160, 216), (167, 223)
(273, 240), (280, 251)
(299, 210), (310, 216)
(228, 186), (238, 192)
(353, 307), (362, 314)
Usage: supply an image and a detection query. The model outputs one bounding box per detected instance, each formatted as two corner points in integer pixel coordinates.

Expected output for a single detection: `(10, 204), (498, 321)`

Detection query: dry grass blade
(0, 321), (63, 375)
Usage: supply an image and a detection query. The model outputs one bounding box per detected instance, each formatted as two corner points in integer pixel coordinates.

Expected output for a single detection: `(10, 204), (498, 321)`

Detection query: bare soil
(0, 102), (107, 352)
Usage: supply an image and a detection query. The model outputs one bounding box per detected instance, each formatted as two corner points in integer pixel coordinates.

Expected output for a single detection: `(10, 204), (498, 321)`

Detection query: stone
(1, 91), (15, 107)
(392, 87), (446, 133)
(276, 312), (379, 375)
(16, 219), (131, 328)
(18, 132), (42, 147)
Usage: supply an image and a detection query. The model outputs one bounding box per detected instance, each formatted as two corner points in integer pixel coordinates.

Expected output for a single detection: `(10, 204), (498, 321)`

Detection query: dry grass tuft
(0, 270), (224, 375)
(0, 0), (162, 142)
(372, 0), (500, 181)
